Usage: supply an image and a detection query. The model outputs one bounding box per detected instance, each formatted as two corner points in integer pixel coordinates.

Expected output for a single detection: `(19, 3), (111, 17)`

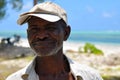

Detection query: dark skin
(27, 16), (74, 80)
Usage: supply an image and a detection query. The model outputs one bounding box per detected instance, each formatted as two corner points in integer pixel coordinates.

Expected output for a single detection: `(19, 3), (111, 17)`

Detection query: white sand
(64, 41), (120, 56)
(20, 39), (120, 55)
(1, 37), (120, 56)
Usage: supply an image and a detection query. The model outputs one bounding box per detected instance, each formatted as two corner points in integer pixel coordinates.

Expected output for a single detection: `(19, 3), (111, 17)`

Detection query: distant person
(0, 37), (13, 46)
(6, 1), (103, 80)
(6, 37), (13, 45)
(12, 34), (21, 44)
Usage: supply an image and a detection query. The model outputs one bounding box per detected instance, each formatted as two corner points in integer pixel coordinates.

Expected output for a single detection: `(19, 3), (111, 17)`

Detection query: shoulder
(69, 59), (103, 80)
(6, 68), (24, 80)
(6, 56), (36, 80)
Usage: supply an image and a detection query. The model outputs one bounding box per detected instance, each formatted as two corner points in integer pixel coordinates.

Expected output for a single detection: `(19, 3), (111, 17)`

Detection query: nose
(36, 30), (48, 40)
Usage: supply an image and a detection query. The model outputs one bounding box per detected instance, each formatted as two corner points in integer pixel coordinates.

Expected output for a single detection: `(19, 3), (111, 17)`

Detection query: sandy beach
(1, 37), (120, 67)
(1, 36), (120, 56)
(1, 36), (120, 54)
(0, 38), (120, 80)
(64, 41), (120, 56)
(13, 38), (120, 56)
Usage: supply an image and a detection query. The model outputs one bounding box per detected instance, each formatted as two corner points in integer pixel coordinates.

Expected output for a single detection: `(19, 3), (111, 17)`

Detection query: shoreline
(64, 41), (120, 55)
(0, 37), (120, 79)
(1, 37), (120, 55)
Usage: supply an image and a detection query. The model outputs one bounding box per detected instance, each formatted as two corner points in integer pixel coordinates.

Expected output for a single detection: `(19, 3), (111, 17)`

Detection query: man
(6, 1), (103, 80)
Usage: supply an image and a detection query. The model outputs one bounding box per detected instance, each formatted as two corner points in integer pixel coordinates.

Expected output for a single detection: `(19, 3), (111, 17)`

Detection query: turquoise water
(0, 31), (27, 38)
(69, 31), (120, 44)
(0, 31), (120, 44)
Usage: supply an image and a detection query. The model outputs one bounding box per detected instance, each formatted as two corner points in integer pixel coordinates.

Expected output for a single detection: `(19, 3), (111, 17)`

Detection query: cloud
(102, 12), (112, 18)
(86, 5), (94, 13)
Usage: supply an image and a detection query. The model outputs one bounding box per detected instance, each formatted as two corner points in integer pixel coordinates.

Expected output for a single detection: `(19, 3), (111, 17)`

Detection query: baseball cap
(17, 1), (67, 25)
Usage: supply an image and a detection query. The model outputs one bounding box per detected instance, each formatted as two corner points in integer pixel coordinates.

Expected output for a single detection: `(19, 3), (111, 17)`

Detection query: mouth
(31, 41), (55, 47)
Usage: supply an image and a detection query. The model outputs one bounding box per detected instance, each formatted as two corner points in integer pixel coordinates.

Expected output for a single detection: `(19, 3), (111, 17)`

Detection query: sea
(0, 31), (120, 45)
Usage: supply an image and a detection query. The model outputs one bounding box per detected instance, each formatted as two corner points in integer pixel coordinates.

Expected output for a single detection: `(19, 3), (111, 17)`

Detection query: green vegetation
(102, 75), (120, 80)
(79, 43), (104, 55)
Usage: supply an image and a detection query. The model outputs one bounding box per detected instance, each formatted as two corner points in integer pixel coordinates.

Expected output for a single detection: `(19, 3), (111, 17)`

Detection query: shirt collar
(21, 55), (83, 80)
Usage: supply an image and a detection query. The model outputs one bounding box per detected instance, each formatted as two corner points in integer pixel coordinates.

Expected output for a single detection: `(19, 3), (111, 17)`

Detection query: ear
(64, 25), (71, 41)
(26, 28), (29, 35)
(26, 29), (29, 39)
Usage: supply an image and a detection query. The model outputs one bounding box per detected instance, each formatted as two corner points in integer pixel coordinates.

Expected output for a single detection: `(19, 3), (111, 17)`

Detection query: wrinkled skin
(27, 16), (75, 80)
(27, 16), (70, 57)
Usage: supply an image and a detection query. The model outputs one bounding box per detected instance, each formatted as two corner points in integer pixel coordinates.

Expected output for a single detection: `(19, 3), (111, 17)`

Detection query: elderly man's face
(27, 16), (70, 57)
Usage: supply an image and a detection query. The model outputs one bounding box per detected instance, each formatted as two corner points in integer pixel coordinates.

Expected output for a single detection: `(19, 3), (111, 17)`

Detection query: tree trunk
(34, 0), (38, 6)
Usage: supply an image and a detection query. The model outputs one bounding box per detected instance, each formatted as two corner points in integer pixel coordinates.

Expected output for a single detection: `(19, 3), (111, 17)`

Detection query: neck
(35, 50), (70, 76)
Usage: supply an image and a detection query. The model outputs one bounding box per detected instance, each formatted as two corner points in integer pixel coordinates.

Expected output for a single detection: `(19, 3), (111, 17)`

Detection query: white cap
(17, 2), (67, 25)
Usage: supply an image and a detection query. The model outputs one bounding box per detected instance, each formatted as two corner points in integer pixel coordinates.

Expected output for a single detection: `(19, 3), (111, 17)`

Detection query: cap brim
(17, 13), (61, 25)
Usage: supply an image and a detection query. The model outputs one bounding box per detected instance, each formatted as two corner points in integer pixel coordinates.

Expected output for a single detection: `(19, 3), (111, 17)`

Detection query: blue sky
(0, 0), (120, 32)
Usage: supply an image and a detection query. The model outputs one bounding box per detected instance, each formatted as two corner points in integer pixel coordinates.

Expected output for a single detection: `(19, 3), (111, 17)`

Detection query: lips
(31, 41), (55, 47)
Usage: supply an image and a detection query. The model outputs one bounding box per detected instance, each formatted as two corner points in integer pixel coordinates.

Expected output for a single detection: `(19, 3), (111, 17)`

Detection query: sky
(0, 0), (120, 33)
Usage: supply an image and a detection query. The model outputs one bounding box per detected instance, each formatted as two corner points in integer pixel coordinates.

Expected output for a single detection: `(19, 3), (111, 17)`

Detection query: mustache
(31, 38), (55, 45)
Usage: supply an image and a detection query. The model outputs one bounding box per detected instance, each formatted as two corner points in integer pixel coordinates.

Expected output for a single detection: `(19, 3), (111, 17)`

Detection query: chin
(36, 52), (57, 57)
(32, 44), (62, 57)
(34, 48), (59, 57)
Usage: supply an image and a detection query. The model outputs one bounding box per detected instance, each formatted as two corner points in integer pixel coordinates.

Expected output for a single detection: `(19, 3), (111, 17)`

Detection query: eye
(28, 27), (38, 33)
(46, 26), (57, 31)
(49, 27), (56, 31)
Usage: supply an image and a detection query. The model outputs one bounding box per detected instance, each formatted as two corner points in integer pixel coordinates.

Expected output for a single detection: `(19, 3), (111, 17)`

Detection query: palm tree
(0, 0), (44, 20)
